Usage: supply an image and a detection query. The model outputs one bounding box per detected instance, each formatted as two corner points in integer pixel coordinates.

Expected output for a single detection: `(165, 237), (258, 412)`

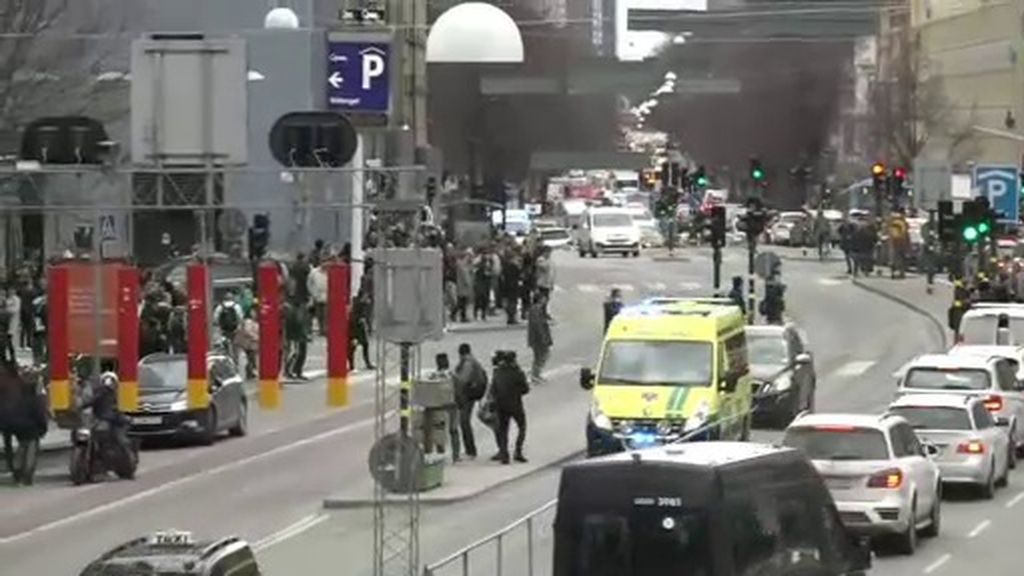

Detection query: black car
(125, 353), (249, 445)
(747, 324), (816, 428)
(80, 530), (261, 576)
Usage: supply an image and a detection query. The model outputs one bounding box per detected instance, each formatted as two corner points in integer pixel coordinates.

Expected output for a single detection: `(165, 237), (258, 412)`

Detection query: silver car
(888, 393), (1012, 499)
(783, 413), (942, 555)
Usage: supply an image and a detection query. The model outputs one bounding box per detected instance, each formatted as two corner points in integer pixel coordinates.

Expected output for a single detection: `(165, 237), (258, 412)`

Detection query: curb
(322, 448), (584, 510)
(850, 278), (949, 349)
(445, 323), (527, 335)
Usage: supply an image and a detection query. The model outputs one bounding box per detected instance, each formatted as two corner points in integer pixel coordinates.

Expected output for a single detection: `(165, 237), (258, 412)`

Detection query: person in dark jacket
(500, 251), (522, 325)
(349, 286), (375, 371)
(490, 350), (529, 464)
(727, 276), (746, 315)
(452, 343), (486, 461)
(284, 294), (310, 380)
(527, 293), (552, 385)
(603, 288), (624, 333)
(0, 360), (47, 485)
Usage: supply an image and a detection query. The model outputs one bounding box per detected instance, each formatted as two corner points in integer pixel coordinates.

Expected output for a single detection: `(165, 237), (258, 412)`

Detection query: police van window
(574, 509), (712, 576)
(210, 547), (261, 576)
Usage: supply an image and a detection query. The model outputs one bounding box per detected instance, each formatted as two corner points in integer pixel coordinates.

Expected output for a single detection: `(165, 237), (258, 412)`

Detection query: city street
(0, 248), (978, 575)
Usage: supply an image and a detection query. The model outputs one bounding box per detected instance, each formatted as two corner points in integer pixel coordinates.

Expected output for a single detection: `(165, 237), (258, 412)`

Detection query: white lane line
(818, 278), (844, 286)
(647, 282), (667, 291)
(1006, 491), (1024, 508)
(577, 284), (600, 293)
(0, 362), (580, 545)
(254, 513), (328, 551)
(831, 361), (876, 379)
(679, 281), (702, 291)
(923, 553), (951, 574)
(967, 519), (991, 539)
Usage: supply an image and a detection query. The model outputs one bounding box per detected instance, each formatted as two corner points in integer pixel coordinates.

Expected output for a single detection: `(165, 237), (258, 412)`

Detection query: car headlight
(684, 400), (712, 432)
(764, 375), (793, 393)
(170, 399), (188, 412)
(590, 402), (613, 431)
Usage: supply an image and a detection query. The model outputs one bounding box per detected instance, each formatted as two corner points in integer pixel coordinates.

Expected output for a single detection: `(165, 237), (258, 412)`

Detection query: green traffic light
(962, 226), (979, 242)
(752, 169), (764, 180)
(697, 176), (708, 187)
(978, 221), (991, 235)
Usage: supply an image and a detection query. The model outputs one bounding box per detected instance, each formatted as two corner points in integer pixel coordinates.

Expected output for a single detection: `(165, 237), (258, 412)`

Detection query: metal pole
(495, 533), (503, 576)
(526, 517), (535, 576)
(400, 342), (412, 438)
(712, 243), (722, 294)
(746, 235), (756, 324)
(89, 173), (102, 379)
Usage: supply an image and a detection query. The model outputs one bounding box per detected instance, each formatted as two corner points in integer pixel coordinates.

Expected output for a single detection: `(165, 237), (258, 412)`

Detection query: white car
(769, 211), (809, 246)
(538, 226), (573, 250)
(897, 353), (1024, 456)
(577, 207), (641, 258)
(783, 413), (941, 554)
(889, 394), (1012, 498)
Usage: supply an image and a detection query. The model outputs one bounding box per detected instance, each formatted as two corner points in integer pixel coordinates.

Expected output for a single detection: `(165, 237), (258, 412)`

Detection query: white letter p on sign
(362, 53), (385, 90)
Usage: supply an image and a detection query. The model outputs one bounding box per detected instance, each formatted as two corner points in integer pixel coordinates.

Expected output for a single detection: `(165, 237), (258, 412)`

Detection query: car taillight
(867, 468), (903, 489)
(957, 440), (986, 455)
(984, 395), (1003, 412)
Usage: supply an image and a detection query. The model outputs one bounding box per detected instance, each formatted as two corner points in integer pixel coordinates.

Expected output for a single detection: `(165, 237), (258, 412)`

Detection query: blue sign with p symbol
(973, 165), (1020, 225)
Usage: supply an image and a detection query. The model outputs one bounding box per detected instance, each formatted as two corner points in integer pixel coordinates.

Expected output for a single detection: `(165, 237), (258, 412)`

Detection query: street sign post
(326, 37), (392, 115)
(972, 164), (1020, 224)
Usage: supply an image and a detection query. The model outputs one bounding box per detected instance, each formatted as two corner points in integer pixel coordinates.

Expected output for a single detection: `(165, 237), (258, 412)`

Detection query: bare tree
(875, 32), (973, 168)
(0, 0), (135, 149)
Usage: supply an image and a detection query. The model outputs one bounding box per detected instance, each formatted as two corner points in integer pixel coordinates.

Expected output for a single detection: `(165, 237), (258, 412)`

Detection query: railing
(423, 499), (558, 576)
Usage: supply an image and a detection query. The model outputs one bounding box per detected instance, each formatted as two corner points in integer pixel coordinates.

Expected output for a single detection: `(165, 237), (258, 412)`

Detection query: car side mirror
(996, 416), (1011, 428)
(922, 443), (940, 457)
(848, 535), (872, 572)
(580, 368), (595, 391)
(720, 372), (739, 393)
(795, 352), (812, 365)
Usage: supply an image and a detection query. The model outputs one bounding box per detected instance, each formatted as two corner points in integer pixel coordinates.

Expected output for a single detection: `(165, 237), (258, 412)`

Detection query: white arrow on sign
(328, 72), (344, 89)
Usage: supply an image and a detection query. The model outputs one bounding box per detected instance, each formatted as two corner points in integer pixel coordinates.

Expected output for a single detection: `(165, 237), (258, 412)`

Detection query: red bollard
(116, 266), (140, 412)
(48, 265), (71, 411)
(186, 263), (210, 410)
(257, 261), (281, 409)
(326, 262), (351, 407)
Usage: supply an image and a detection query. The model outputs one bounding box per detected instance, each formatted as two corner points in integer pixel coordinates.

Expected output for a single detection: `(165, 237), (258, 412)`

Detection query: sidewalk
(322, 365), (586, 508)
(849, 272), (951, 349)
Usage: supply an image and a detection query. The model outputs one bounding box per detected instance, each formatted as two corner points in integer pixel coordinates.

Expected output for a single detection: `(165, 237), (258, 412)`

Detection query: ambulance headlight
(590, 402), (613, 431)
(684, 400), (712, 432)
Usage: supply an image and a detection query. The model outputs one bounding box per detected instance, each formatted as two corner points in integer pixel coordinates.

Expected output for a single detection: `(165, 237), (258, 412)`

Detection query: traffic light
(249, 213), (270, 259)
(961, 198), (993, 244)
(709, 205), (726, 247)
(937, 200), (955, 244)
(891, 167), (906, 194)
(695, 165), (708, 188)
(670, 162), (681, 187)
(750, 158), (766, 183)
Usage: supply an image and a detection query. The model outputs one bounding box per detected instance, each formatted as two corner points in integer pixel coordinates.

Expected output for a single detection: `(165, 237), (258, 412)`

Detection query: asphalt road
(0, 246), (997, 576)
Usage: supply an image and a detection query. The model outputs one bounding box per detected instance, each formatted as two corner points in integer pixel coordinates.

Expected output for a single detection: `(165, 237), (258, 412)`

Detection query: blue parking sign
(973, 165), (1020, 224)
(327, 40), (391, 114)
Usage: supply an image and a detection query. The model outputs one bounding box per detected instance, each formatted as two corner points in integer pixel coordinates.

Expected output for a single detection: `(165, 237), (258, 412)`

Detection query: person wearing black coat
(490, 351), (529, 464)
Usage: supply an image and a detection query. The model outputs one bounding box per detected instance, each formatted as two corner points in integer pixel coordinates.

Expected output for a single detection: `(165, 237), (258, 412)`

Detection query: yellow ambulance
(581, 299), (753, 456)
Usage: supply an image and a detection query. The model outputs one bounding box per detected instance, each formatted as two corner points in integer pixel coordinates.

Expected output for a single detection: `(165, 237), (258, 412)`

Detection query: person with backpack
(213, 292), (244, 365)
(453, 342), (487, 461)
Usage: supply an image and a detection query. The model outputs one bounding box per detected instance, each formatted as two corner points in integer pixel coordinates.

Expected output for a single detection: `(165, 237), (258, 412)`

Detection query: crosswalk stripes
(647, 282), (668, 291)
(578, 284), (601, 293)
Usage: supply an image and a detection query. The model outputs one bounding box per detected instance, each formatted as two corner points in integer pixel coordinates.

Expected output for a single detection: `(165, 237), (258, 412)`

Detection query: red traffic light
(871, 162), (886, 176)
(893, 167), (906, 179)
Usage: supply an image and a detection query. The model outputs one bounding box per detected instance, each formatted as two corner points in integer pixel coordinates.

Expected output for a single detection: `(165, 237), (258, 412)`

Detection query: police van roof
(574, 441), (794, 469)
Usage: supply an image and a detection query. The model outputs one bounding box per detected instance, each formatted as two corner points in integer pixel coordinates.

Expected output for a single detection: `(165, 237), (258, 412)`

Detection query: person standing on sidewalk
(452, 343), (487, 461)
(527, 292), (552, 385)
(283, 291), (310, 381)
(603, 288), (624, 333)
(490, 350), (529, 465)
(308, 262), (328, 337)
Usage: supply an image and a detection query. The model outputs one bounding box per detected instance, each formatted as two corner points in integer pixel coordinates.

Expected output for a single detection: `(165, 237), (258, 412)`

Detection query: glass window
(995, 360), (1017, 391)
(889, 407), (972, 431)
(783, 427), (890, 460)
(725, 332), (749, 374)
(897, 424), (921, 457)
(573, 509), (711, 576)
(599, 341), (713, 387)
(593, 213), (634, 228)
(960, 315), (1024, 345)
(139, 362), (187, 391)
(903, 368), (990, 391)
(973, 404), (994, 430)
(746, 334), (788, 367)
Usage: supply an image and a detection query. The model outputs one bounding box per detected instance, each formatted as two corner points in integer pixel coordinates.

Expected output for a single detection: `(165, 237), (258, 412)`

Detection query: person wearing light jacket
(308, 264), (329, 337)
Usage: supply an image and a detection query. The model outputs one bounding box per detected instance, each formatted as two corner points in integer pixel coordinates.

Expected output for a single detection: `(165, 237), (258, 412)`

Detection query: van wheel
(894, 500), (917, 555)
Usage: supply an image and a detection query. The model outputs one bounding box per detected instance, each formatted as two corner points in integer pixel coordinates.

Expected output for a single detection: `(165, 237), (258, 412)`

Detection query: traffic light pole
(713, 243), (722, 294)
(747, 235), (756, 324)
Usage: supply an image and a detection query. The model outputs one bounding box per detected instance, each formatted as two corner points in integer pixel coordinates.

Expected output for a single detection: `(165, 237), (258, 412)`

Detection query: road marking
(614, 284), (635, 292)
(254, 513), (328, 551)
(967, 519), (991, 538)
(831, 361), (876, 379)
(578, 284), (600, 293)
(647, 282), (667, 291)
(679, 281), (702, 291)
(923, 553), (951, 574)
(1006, 491), (1024, 508)
(817, 277), (844, 286)
(0, 362), (580, 545)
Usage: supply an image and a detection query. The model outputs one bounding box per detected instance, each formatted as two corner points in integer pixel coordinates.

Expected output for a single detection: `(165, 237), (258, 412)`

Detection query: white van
(577, 207), (641, 258)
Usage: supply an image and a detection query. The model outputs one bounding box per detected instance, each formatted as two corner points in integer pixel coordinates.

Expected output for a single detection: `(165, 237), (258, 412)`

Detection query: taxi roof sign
(148, 530), (195, 546)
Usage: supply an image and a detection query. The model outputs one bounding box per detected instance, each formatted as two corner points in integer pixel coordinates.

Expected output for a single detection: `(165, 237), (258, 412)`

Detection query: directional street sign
(326, 39), (391, 114)
(972, 164), (1020, 224)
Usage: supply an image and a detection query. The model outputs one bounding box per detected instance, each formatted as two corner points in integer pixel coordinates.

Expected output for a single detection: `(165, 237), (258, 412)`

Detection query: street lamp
(426, 2), (524, 63)
(264, 7), (300, 30)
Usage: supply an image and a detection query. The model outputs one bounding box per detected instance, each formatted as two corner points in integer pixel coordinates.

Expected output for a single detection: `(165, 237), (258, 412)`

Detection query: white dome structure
(264, 7), (300, 30)
(426, 2), (523, 63)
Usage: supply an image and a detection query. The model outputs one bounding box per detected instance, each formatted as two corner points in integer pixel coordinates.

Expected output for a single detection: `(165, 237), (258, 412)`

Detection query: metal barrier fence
(423, 499), (558, 576)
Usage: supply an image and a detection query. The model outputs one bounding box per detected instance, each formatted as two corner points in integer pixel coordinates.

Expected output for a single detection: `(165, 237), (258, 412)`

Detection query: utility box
(372, 248), (444, 343)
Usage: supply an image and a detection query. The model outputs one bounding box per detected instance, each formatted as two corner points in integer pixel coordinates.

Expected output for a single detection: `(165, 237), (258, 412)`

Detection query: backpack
(468, 363), (488, 402)
(218, 305), (240, 333)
